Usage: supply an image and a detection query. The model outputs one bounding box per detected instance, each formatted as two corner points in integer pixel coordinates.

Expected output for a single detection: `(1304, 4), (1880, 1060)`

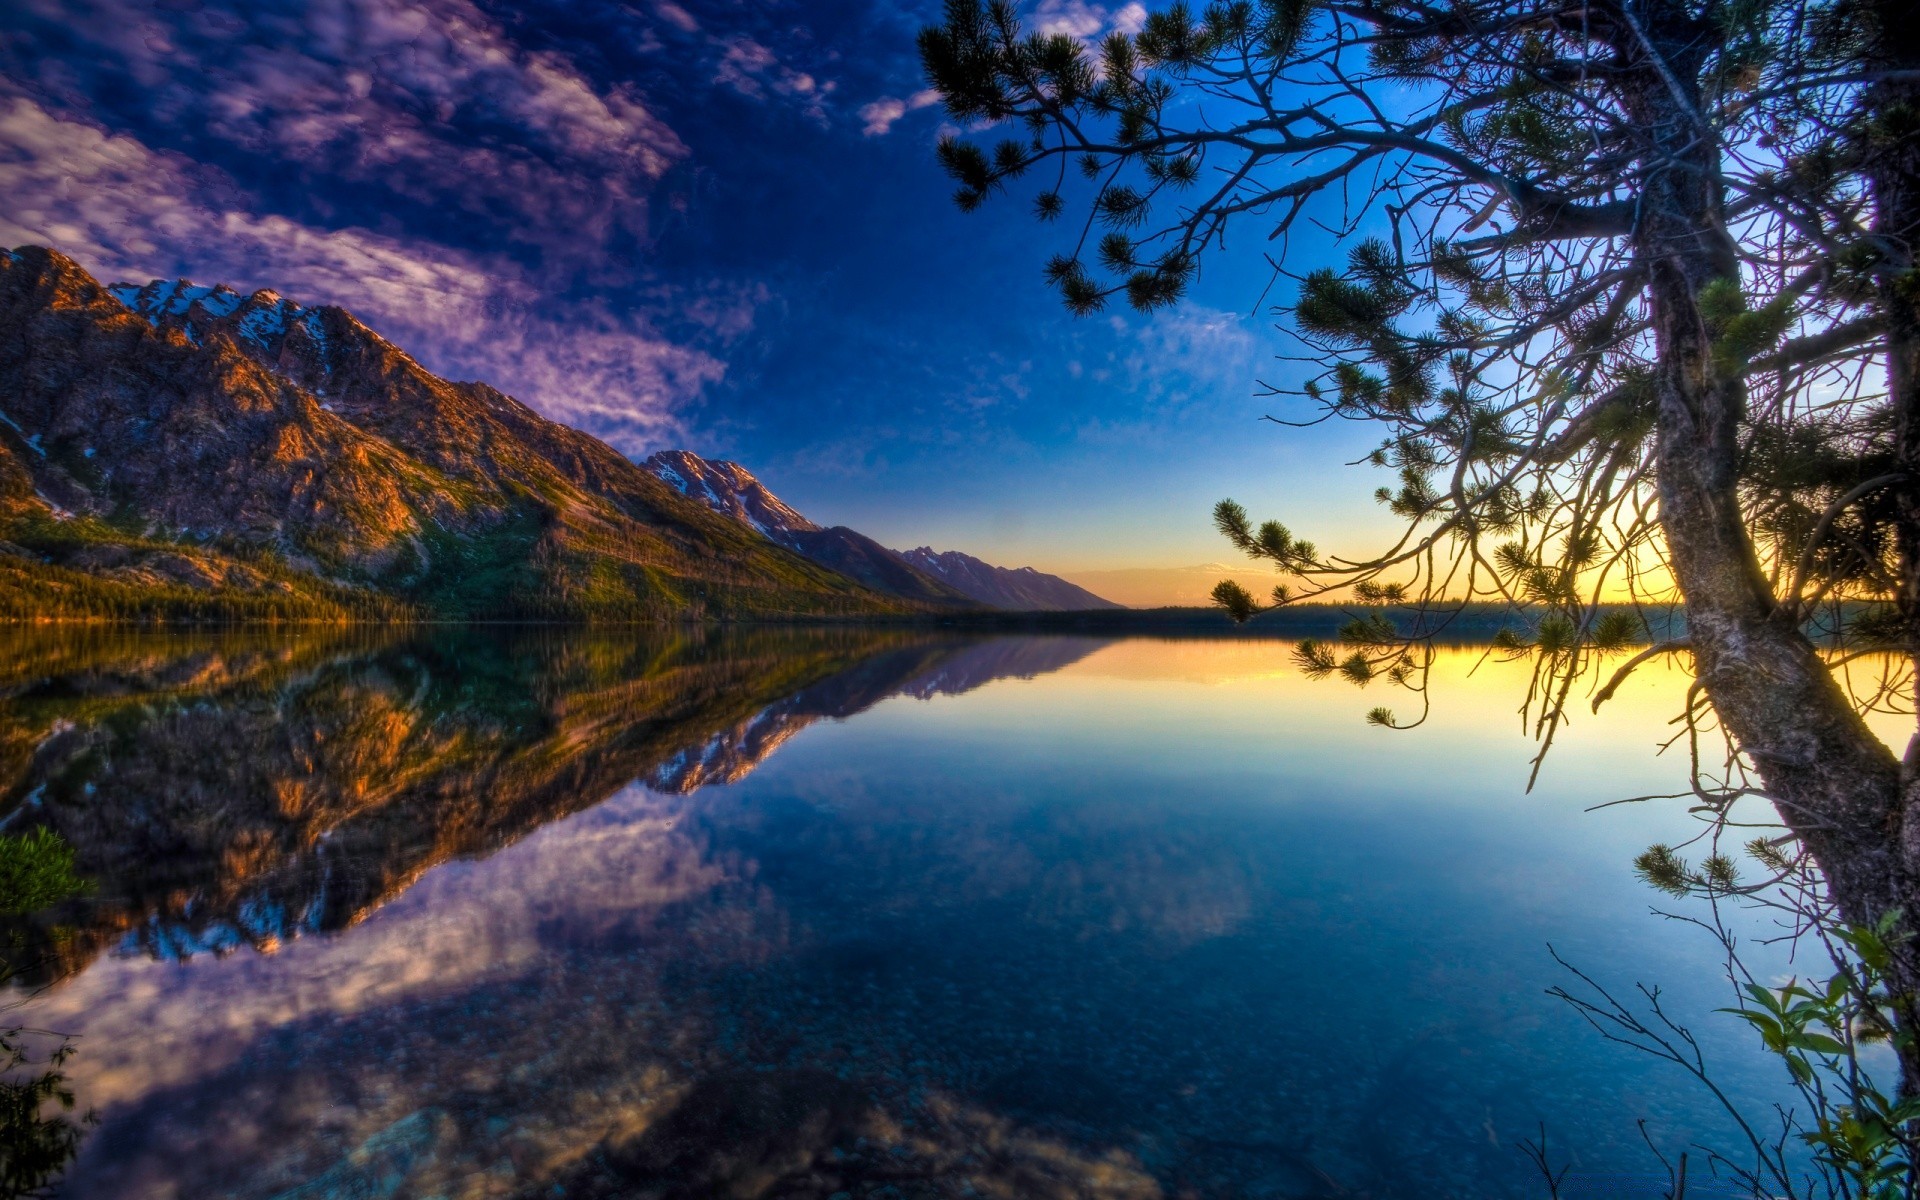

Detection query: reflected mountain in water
(0, 632), (1799, 1199)
(0, 628), (1103, 984)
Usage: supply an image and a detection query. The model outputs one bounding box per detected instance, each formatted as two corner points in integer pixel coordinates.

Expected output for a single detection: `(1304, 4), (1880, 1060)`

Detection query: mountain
(892, 546), (1122, 611)
(642, 450), (976, 607)
(641, 450), (1120, 610)
(0, 246), (927, 621)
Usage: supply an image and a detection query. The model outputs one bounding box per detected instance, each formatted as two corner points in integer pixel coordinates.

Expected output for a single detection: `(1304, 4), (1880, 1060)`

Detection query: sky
(0, 0), (1398, 599)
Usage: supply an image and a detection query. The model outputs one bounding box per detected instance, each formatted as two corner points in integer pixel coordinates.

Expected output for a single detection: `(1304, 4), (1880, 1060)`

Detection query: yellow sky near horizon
(1059, 558), (1683, 609)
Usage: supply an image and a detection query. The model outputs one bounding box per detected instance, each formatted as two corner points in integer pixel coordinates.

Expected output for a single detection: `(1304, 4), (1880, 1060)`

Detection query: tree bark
(1869, 0), (1920, 874)
(1624, 0), (1920, 1086)
(1866, 0), (1920, 1094)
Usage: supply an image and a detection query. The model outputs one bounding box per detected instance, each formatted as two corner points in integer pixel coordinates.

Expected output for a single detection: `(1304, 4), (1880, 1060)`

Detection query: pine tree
(922, 0), (1920, 1092)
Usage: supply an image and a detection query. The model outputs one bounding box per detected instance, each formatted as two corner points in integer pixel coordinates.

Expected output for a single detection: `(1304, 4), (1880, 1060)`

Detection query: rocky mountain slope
(0, 246), (936, 621)
(641, 450), (1120, 610)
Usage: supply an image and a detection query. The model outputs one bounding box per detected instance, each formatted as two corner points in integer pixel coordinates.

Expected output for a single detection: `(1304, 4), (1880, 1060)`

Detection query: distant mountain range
(640, 451), (974, 607)
(0, 246), (1114, 620)
(642, 450), (1120, 612)
(893, 544), (1120, 611)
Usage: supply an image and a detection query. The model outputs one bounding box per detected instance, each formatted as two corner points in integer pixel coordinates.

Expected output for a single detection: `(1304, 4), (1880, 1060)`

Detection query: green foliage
(0, 511), (406, 624)
(399, 506), (549, 620)
(1628, 840), (1751, 898)
(0, 469), (935, 626)
(1295, 270), (1397, 344)
(1208, 500), (1322, 622)
(0, 829), (91, 1199)
(1723, 917), (1920, 1195)
(1589, 610), (1643, 651)
(1741, 412), (1899, 600)
(1211, 579), (1260, 623)
(1352, 580), (1407, 603)
(1212, 500), (1316, 571)
(1699, 278), (1796, 374)
(1337, 651), (1375, 685)
(1533, 613), (1577, 654)
(1633, 844), (1694, 896)
(0, 833), (87, 922)
(1339, 612), (1399, 644)
(924, 0), (1920, 1184)
(1293, 638), (1338, 676)
(915, 0), (1899, 737)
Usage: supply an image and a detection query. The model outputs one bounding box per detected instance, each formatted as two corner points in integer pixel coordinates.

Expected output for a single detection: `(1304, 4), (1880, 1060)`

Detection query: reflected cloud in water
(0, 628), (1794, 1198)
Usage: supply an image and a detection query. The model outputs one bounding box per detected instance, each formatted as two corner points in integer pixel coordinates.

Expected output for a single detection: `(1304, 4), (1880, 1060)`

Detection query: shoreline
(0, 601), (1691, 642)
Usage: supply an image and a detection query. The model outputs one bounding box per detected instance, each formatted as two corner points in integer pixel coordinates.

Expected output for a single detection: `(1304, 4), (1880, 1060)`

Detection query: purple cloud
(3, 0), (687, 250)
(1031, 0), (1148, 40)
(0, 93), (745, 452)
(711, 35), (838, 125)
(858, 89), (940, 137)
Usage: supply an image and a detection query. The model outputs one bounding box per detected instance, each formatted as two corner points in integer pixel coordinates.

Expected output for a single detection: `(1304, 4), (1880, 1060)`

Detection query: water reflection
(0, 628), (1098, 987)
(0, 628), (1786, 1198)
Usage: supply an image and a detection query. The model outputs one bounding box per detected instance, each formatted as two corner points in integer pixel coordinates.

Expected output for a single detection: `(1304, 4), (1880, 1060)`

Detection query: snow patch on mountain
(299, 310), (331, 366)
(109, 279), (250, 323)
(103, 272), (357, 389)
(236, 293), (292, 347)
(639, 451), (821, 544)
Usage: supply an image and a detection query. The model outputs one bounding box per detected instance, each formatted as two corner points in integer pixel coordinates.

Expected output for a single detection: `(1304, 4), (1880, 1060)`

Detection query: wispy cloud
(0, 94), (738, 451)
(1, 0), (688, 250)
(1032, 0), (1149, 41)
(653, 0), (701, 34)
(1125, 306), (1263, 401)
(858, 88), (941, 137)
(712, 36), (837, 123)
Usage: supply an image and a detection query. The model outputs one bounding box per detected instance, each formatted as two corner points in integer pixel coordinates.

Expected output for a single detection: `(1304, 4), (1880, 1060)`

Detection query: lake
(0, 627), (1826, 1198)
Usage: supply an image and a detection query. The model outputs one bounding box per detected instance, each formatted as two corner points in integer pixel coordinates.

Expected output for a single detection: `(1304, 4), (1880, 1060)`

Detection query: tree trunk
(1870, 0), (1920, 922)
(1625, 0), (1920, 1087)
(1868, 0), (1920, 1094)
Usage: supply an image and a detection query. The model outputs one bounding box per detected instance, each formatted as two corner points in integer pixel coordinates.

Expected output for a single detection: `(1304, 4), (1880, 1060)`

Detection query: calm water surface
(0, 628), (1821, 1198)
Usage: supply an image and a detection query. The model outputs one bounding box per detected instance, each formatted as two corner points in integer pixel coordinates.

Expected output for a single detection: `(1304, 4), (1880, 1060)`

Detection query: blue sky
(0, 0), (1393, 591)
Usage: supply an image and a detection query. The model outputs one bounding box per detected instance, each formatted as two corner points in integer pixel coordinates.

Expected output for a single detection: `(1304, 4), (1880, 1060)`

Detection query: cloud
(712, 35), (837, 122)
(858, 89), (941, 137)
(1125, 306), (1262, 403)
(1111, 3), (1150, 35)
(1031, 0), (1148, 41)
(653, 0), (701, 33)
(0, 94), (738, 452)
(0, 0), (688, 249)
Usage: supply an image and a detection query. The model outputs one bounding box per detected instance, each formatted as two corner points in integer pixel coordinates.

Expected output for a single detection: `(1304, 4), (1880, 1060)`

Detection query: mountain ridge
(892, 544), (1122, 611)
(639, 450), (1121, 611)
(642, 450), (976, 607)
(0, 245), (936, 622)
